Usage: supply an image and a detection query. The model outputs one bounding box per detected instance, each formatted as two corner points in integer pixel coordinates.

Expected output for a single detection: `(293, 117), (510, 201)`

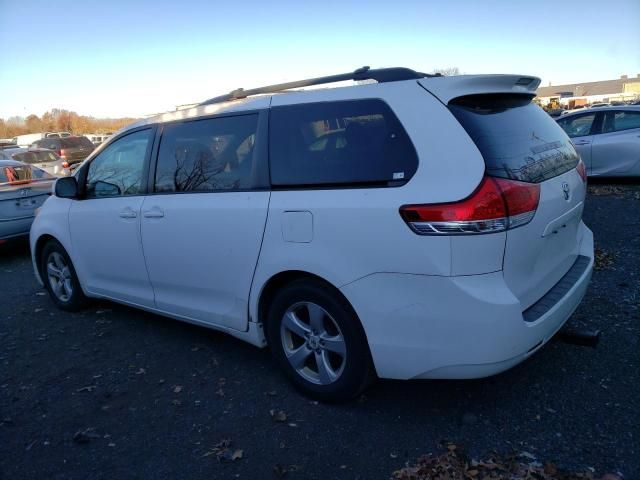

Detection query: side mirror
(55, 176), (78, 199)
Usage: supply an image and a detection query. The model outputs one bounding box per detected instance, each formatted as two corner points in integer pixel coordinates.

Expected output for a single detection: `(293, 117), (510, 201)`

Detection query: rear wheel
(41, 240), (87, 311)
(266, 279), (374, 402)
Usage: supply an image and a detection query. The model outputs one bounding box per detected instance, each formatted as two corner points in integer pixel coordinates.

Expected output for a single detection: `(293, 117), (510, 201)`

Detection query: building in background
(536, 74), (640, 108)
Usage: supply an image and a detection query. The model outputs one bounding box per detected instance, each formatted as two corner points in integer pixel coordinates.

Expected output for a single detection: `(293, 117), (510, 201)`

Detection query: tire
(266, 279), (375, 402)
(40, 239), (88, 312)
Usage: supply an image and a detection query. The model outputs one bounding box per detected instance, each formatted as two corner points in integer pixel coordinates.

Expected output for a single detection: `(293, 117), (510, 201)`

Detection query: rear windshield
(0, 164), (53, 185)
(34, 138), (60, 149)
(449, 94), (579, 183)
(12, 151), (59, 164)
(61, 137), (94, 148)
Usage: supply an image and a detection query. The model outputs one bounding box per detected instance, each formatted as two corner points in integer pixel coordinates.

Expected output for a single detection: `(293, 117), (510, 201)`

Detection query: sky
(1, 0), (639, 119)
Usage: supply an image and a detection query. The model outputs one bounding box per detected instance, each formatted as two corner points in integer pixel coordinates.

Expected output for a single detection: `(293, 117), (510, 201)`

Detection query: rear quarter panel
(250, 81), (486, 323)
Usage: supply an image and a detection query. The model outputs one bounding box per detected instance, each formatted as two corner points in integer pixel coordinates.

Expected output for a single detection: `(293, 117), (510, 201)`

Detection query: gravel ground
(0, 182), (638, 479)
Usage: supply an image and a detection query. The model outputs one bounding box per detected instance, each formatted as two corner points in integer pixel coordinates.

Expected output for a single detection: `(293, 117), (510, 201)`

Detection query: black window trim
(146, 109), (270, 196)
(267, 97), (418, 190)
(76, 125), (156, 200)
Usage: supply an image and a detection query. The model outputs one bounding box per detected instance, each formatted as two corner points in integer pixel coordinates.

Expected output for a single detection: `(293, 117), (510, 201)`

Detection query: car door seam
(246, 191), (272, 327)
(138, 197), (157, 305)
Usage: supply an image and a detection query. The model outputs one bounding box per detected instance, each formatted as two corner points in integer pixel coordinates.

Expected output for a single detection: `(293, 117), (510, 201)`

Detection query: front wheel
(266, 279), (374, 402)
(40, 240), (88, 311)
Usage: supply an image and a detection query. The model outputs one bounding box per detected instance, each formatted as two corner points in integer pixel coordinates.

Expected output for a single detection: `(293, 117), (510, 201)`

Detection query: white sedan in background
(0, 147), (71, 177)
(557, 106), (640, 177)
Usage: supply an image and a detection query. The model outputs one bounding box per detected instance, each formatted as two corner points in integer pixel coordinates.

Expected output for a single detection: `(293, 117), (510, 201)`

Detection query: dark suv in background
(30, 136), (95, 165)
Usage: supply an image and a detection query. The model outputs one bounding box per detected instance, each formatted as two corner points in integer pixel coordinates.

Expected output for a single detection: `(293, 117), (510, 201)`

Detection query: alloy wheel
(46, 251), (73, 302)
(280, 301), (347, 385)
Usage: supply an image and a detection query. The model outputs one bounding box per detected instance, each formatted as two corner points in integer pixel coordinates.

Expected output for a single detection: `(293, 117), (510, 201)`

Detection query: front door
(69, 128), (155, 307)
(140, 113), (269, 331)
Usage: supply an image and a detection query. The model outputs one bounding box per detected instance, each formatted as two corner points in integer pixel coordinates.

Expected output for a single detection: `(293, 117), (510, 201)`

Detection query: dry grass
(391, 444), (618, 480)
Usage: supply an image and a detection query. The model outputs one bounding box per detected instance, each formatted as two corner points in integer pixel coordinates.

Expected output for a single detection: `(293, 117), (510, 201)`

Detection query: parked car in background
(556, 106), (640, 177)
(1, 160), (55, 243)
(0, 147), (71, 177)
(15, 132), (72, 147)
(30, 136), (95, 166)
(589, 103), (610, 108)
(0, 139), (16, 147)
(546, 108), (567, 118)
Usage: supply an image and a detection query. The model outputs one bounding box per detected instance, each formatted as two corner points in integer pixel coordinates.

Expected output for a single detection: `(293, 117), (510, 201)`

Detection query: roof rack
(199, 66), (439, 105)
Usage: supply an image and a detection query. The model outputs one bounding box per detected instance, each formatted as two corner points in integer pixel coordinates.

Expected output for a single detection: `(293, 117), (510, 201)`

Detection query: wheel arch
(34, 233), (57, 280)
(256, 270), (361, 330)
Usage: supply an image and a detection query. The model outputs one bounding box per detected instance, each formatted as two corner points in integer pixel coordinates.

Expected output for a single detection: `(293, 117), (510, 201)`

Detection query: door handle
(143, 207), (164, 219)
(573, 141), (591, 145)
(119, 207), (137, 219)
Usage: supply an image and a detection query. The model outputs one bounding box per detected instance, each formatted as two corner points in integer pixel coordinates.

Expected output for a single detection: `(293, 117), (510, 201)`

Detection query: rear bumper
(341, 224), (594, 380)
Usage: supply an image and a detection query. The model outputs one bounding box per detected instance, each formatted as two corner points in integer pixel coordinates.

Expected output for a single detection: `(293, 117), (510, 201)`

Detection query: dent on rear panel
(450, 232), (506, 275)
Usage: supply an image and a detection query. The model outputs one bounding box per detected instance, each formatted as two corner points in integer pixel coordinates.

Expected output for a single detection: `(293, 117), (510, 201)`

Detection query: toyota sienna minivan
(30, 67), (594, 402)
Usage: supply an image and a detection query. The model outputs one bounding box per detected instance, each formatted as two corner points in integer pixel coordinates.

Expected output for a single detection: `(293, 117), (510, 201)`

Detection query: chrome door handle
(119, 207), (137, 219)
(143, 207), (164, 218)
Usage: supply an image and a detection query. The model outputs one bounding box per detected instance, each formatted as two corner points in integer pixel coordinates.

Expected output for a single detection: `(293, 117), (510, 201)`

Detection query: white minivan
(30, 67), (593, 401)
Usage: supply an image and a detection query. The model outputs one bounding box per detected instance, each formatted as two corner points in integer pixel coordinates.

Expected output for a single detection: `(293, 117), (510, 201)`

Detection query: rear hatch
(0, 164), (53, 220)
(420, 76), (586, 309)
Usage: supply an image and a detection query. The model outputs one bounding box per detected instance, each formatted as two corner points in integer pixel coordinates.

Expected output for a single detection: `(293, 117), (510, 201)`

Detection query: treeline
(0, 109), (138, 138)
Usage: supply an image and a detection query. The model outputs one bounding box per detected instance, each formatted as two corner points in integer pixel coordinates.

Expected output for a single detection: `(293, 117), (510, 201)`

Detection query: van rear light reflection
(400, 176), (540, 235)
(576, 159), (587, 183)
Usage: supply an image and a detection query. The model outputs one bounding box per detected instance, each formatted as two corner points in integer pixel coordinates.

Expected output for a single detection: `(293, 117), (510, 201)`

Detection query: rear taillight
(61, 161), (70, 169)
(59, 149), (67, 160)
(576, 159), (587, 183)
(400, 176), (540, 235)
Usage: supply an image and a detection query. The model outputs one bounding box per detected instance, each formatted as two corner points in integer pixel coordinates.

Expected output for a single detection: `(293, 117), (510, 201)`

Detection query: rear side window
(449, 94), (579, 183)
(269, 99), (418, 187)
(154, 114), (259, 193)
(602, 110), (640, 133)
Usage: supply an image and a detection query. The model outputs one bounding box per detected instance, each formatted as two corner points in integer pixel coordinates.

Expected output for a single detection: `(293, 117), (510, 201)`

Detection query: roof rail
(199, 66), (438, 105)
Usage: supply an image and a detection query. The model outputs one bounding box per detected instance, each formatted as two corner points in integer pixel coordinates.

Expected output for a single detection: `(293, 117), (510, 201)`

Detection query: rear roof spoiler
(418, 74), (541, 104)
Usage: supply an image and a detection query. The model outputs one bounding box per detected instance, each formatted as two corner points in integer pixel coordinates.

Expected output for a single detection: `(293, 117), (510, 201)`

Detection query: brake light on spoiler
(400, 176), (540, 235)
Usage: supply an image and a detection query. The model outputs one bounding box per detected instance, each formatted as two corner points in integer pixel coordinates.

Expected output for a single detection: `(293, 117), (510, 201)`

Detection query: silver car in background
(556, 106), (640, 177)
(0, 147), (71, 177)
(0, 160), (55, 243)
